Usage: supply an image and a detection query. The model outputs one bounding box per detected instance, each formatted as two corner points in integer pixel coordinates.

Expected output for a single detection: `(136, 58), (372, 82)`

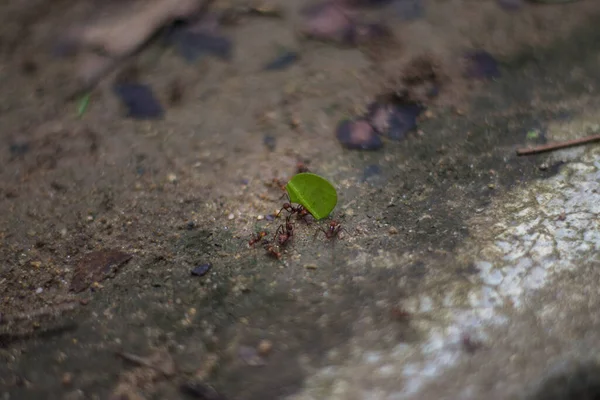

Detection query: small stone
(263, 135), (277, 151)
(228, 213), (235, 220)
(167, 173), (178, 183)
(35, 287), (43, 294)
(388, 227), (398, 235)
(257, 340), (273, 356)
(62, 373), (73, 386)
(496, 0), (522, 11)
(191, 263), (212, 277)
(304, 264), (318, 270)
(336, 119), (383, 151)
(488, 184), (495, 189)
(463, 50), (500, 80)
(257, 215), (265, 221)
(238, 345), (266, 366)
(30, 261), (42, 268)
(539, 163), (548, 171)
(86, 215), (94, 222)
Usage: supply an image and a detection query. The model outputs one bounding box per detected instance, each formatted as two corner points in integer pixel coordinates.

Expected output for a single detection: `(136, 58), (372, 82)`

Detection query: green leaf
(77, 92), (91, 118)
(285, 172), (337, 220)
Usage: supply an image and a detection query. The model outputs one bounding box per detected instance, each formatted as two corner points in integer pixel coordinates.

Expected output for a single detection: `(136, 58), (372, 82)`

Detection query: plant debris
(70, 249), (133, 293)
(116, 349), (176, 377)
(516, 134), (600, 156)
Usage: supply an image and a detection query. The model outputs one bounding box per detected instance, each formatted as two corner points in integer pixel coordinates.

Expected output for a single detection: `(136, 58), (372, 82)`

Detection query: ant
(274, 216), (294, 246)
(263, 240), (282, 259)
(248, 231), (268, 247)
(315, 220), (348, 240)
(295, 161), (310, 173)
(271, 178), (286, 192)
(276, 194), (312, 224)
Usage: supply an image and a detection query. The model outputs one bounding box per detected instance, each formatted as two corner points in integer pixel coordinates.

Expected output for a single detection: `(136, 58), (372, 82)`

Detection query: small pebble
(167, 173), (178, 183)
(463, 50), (500, 80)
(391, 0), (425, 20)
(35, 287), (43, 294)
(336, 119), (383, 150)
(263, 135), (277, 151)
(496, 0), (523, 10)
(367, 101), (422, 140)
(168, 29), (233, 62)
(191, 263), (212, 277)
(62, 373), (73, 386)
(304, 264), (318, 270)
(257, 215), (265, 221)
(238, 345), (266, 366)
(264, 51), (300, 71)
(257, 340), (273, 356)
(9, 142), (29, 157)
(388, 227), (398, 235)
(228, 213), (235, 220)
(299, 2), (355, 44)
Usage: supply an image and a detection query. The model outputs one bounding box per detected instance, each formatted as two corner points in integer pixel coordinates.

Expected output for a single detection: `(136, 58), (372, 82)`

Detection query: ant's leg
(313, 226), (328, 241)
(273, 225), (285, 243)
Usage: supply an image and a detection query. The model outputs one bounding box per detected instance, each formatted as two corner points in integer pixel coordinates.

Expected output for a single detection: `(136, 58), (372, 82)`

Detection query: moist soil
(1, 1), (600, 399)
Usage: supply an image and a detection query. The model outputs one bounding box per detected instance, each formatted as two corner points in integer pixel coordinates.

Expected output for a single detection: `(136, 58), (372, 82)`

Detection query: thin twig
(516, 134), (600, 156)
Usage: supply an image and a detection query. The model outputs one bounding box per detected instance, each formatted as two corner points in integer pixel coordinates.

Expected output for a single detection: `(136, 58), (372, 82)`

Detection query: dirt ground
(1, 0), (600, 399)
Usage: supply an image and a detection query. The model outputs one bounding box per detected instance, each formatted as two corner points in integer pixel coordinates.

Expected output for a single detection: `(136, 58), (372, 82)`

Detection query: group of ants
(247, 179), (347, 260)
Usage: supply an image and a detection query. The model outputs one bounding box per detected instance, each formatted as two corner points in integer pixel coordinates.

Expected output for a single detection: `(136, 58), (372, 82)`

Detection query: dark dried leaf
(180, 381), (227, 399)
(113, 83), (164, 120)
(70, 249), (132, 292)
(169, 30), (233, 62)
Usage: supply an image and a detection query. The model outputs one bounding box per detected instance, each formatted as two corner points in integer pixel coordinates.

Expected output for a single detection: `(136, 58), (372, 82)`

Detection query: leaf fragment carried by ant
(285, 172), (337, 220)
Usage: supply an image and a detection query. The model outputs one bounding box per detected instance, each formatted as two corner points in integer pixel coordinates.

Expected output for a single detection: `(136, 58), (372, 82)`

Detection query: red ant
(315, 220), (348, 240)
(276, 194), (312, 224)
(263, 240), (282, 259)
(296, 161), (310, 173)
(274, 216), (294, 246)
(248, 231), (268, 247)
(271, 178), (287, 192)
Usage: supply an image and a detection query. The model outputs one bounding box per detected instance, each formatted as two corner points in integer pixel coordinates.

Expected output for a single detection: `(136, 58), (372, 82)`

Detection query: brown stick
(516, 134), (600, 156)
